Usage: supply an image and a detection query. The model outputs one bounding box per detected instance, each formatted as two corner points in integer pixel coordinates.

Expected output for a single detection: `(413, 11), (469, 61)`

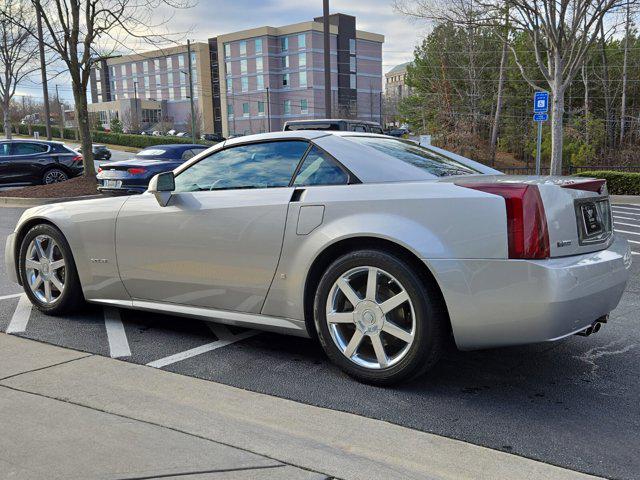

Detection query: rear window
(138, 148), (168, 157)
(347, 137), (479, 177)
(285, 122), (340, 131)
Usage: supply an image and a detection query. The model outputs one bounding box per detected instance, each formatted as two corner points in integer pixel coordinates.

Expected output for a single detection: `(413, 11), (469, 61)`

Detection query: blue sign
(534, 91), (549, 113)
(533, 113), (548, 122)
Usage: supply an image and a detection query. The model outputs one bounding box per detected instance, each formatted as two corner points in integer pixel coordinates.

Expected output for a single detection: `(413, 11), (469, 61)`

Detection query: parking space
(1, 205), (639, 479)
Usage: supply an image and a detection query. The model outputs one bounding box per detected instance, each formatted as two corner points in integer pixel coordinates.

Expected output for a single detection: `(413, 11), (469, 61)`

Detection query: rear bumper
(427, 235), (632, 350)
(4, 232), (19, 285)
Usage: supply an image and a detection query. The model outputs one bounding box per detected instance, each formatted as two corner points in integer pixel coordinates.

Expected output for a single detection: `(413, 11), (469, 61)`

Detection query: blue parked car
(97, 144), (208, 194)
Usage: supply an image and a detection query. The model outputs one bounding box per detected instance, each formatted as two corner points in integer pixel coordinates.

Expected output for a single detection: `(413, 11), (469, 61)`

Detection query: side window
(12, 143), (48, 155)
(0, 143), (10, 156)
(174, 140), (309, 192)
(293, 146), (348, 186)
(353, 125), (367, 132)
(181, 149), (196, 160)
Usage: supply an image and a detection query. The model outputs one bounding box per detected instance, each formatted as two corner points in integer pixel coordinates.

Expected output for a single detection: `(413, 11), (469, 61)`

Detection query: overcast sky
(17, 0), (428, 101)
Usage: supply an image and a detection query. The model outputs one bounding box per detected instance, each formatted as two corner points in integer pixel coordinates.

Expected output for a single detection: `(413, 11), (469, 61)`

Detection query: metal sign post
(533, 92), (549, 176)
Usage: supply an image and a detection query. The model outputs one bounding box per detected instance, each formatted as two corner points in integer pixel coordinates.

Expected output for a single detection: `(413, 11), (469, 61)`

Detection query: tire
(18, 223), (85, 315)
(42, 168), (69, 185)
(314, 249), (446, 385)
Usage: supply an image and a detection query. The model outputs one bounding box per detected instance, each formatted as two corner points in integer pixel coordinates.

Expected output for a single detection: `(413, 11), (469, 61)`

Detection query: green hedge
(91, 131), (210, 148)
(574, 171), (640, 195)
(1, 123), (78, 140)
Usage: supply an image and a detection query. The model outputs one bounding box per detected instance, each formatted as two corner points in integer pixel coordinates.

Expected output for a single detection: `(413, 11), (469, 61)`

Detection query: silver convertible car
(4, 131), (632, 384)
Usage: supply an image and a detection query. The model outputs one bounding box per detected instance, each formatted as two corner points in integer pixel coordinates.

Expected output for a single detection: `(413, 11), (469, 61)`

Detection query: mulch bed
(1, 176), (101, 198)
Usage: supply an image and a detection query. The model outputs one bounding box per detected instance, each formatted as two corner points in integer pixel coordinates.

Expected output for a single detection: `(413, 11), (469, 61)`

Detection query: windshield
(348, 137), (479, 177)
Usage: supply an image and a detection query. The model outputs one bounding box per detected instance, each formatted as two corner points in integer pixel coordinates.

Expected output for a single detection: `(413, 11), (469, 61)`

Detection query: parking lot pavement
(1, 204), (639, 479)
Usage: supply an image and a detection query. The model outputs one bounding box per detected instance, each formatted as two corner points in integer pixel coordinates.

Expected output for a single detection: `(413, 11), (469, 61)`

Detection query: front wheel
(18, 224), (85, 315)
(314, 250), (446, 385)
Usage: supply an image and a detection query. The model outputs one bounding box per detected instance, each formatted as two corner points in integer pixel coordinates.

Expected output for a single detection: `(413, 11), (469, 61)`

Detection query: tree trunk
(550, 60), (565, 176)
(620, 0), (630, 145)
(490, 33), (508, 165)
(3, 106), (11, 140)
(599, 20), (614, 149)
(582, 63), (589, 144)
(72, 86), (95, 177)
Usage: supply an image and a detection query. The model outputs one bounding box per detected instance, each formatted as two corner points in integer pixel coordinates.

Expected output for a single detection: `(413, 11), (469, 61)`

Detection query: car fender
(12, 196), (130, 301)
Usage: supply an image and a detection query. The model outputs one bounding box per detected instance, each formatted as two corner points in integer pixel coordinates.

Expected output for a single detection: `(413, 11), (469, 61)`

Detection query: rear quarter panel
(262, 181), (508, 321)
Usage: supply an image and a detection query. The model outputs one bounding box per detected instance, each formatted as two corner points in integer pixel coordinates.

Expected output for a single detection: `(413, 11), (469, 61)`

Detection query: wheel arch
(302, 236), (452, 341)
(13, 217), (65, 285)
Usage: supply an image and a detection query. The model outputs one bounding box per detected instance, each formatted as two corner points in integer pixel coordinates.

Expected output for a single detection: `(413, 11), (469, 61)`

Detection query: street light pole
(186, 40), (197, 142)
(323, 0), (331, 119)
(133, 81), (138, 132)
(55, 84), (64, 139)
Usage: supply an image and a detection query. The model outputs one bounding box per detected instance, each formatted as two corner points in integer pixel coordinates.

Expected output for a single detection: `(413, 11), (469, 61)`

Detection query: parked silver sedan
(4, 131), (632, 384)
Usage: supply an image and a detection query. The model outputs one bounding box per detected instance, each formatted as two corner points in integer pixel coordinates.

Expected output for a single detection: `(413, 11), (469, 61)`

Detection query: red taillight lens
(127, 168), (146, 175)
(97, 167), (102, 173)
(457, 183), (550, 259)
(72, 155), (83, 163)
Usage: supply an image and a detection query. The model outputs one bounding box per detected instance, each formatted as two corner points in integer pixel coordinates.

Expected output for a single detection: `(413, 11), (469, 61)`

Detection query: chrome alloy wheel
(44, 170), (68, 184)
(25, 235), (66, 304)
(326, 266), (416, 369)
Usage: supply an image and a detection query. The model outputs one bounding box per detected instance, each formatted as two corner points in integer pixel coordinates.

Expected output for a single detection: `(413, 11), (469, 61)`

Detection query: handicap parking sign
(534, 92), (549, 113)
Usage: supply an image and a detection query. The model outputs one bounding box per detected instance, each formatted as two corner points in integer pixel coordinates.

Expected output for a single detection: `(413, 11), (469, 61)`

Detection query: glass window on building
(224, 43), (231, 58)
(123, 78), (128, 92)
(350, 74), (356, 89)
(95, 67), (101, 81)
(241, 76), (248, 92)
(154, 59), (160, 71)
(256, 74), (264, 90)
(181, 86), (187, 98)
(350, 56), (356, 72)
(298, 33), (306, 49)
(255, 38), (263, 54)
(349, 38), (356, 55)
(242, 102), (250, 116)
(299, 71), (307, 88)
(284, 99), (291, 115)
(240, 59), (247, 74)
(300, 98), (308, 114)
(258, 101), (265, 115)
(283, 55), (290, 69)
(143, 61), (148, 74)
(282, 73), (290, 87)
(227, 104), (234, 117)
(299, 53), (306, 67)
(226, 61), (232, 75)
(110, 66), (116, 77)
(239, 40), (247, 56)
(255, 57), (263, 73)
(281, 36), (288, 51)
(227, 78), (233, 92)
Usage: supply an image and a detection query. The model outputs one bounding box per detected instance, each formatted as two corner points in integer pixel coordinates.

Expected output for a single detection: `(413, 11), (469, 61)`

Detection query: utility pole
(133, 81), (138, 132)
(186, 40), (197, 142)
(266, 86), (271, 132)
(322, 0), (331, 119)
(55, 85), (64, 139)
(36, 7), (52, 140)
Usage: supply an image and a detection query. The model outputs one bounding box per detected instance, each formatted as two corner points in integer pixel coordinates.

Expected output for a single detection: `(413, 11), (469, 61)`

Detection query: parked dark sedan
(0, 140), (83, 185)
(77, 144), (111, 160)
(97, 144), (208, 194)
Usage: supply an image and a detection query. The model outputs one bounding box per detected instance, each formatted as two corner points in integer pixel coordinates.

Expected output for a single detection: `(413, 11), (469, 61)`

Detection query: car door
(7, 142), (50, 184)
(0, 142), (10, 184)
(115, 139), (310, 314)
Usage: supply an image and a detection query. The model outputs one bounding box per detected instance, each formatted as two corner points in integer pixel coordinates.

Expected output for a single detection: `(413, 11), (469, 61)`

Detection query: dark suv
(0, 140), (84, 185)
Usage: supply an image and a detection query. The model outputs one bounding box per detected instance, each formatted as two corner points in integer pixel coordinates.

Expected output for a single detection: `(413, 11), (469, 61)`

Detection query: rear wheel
(18, 224), (84, 315)
(42, 168), (68, 185)
(314, 249), (446, 385)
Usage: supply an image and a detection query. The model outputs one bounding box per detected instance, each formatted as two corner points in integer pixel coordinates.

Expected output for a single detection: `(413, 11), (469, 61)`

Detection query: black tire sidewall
(42, 168), (68, 185)
(19, 224), (84, 314)
(314, 249), (444, 385)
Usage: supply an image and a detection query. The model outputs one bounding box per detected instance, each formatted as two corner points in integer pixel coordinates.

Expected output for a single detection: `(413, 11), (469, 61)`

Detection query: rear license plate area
(103, 180), (122, 189)
(576, 198), (612, 245)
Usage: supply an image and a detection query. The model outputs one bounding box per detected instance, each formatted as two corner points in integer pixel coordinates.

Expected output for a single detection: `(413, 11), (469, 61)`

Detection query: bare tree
(396, 0), (632, 174)
(0, 0), (38, 139)
(490, 6), (509, 164)
(620, 0), (631, 144)
(2, 0), (192, 176)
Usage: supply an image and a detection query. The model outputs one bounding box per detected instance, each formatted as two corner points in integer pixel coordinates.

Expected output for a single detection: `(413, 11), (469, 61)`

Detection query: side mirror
(148, 171), (175, 207)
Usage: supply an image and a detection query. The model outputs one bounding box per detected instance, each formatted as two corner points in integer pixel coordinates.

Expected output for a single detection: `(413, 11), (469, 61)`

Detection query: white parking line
(0, 293), (23, 302)
(627, 239), (640, 245)
(103, 307), (131, 358)
(613, 221), (640, 228)
(612, 206), (640, 213)
(613, 216), (640, 222)
(6, 294), (32, 334)
(615, 229), (640, 235)
(146, 327), (258, 369)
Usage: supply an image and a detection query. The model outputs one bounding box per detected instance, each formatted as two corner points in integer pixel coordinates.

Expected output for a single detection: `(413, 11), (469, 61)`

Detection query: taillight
(97, 167), (102, 173)
(72, 155), (83, 163)
(127, 168), (146, 175)
(457, 183), (550, 259)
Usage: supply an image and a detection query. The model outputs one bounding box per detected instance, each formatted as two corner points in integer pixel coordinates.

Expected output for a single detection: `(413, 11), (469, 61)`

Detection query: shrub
(574, 171), (640, 195)
(91, 131), (210, 148)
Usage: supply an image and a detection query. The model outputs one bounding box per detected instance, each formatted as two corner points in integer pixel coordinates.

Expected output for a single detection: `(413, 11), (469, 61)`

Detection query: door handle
(290, 188), (305, 202)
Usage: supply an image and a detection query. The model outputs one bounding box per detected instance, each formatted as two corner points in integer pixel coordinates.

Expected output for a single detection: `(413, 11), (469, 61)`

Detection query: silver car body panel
(4, 131), (631, 350)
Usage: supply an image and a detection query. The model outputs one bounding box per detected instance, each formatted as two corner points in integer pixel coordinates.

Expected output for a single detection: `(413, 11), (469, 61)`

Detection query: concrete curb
(0, 194), (102, 207)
